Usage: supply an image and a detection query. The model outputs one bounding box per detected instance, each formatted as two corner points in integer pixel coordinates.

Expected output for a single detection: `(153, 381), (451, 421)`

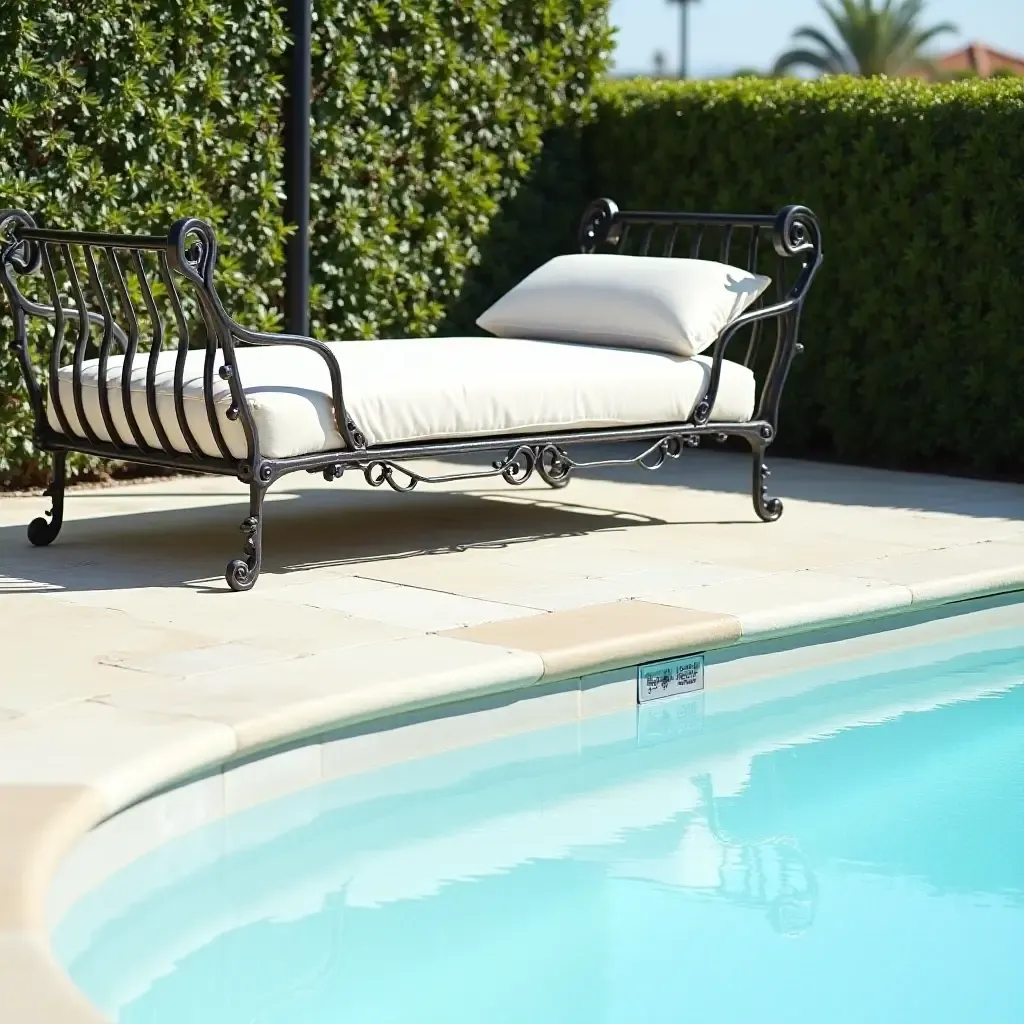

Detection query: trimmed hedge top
(585, 76), (1024, 475)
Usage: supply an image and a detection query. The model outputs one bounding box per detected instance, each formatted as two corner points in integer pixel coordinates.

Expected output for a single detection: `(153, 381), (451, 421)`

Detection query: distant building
(931, 42), (1024, 78)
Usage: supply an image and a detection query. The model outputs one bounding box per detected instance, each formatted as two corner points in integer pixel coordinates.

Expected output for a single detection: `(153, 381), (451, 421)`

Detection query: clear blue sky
(610, 0), (1024, 77)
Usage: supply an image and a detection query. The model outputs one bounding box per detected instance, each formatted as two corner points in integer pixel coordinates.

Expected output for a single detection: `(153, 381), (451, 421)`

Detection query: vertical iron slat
(639, 227), (653, 257)
(615, 224), (631, 254)
(105, 248), (151, 451)
(690, 228), (704, 258)
(83, 246), (125, 450)
(743, 228), (764, 366)
(744, 321), (763, 368)
(39, 245), (74, 437)
(719, 226), (734, 264)
(662, 226), (679, 257)
(131, 249), (175, 454)
(158, 251), (203, 458)
(60, 244), (101, 443)
(746, 225), (761, 275)
(200, 304), (233, 460)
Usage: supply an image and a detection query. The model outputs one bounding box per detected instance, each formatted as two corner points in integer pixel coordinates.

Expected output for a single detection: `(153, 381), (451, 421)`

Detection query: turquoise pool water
(55, 624), (1024, 1023)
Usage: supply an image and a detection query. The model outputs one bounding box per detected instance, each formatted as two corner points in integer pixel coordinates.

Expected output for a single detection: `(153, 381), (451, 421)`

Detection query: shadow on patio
(0, 484), (711, 595)
(444, 447), (1024, 522)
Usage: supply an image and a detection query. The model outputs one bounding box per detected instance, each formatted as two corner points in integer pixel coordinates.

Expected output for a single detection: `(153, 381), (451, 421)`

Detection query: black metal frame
(0, 199), (822, 591)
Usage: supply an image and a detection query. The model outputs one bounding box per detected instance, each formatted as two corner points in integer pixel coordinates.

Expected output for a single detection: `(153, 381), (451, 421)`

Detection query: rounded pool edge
(5, 585), (1024, 1024)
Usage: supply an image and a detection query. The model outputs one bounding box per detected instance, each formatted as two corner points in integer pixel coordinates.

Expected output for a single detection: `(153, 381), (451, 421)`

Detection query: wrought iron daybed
(0, 200), (822, 591)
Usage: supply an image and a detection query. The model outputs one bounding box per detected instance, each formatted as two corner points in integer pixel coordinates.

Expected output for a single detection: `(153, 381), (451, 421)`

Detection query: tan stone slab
(612, 522), (930, 572)
(0, 702), (236, 811)
(0, 933), (109, 1024)
(441, 601), (742, 680)
(650, 571), (913, 638)
(50, 586), (420, 658)
(265, 575), (541, 631)
(0, 786), (104, 933)
(0, 600), (210, 664)
(0, 661), (164, 719)
(348, 551), (589, 593)
(835, 541), (1024, 605)
(99, 634), (546, 754)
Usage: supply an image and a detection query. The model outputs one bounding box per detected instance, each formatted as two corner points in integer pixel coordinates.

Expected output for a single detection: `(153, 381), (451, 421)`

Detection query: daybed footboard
(0, 200), (821, 591)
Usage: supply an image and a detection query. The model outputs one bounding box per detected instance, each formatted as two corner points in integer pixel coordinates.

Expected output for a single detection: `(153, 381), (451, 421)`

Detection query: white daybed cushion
(476, 253), (771, 357)
(47, 337), (755, 461)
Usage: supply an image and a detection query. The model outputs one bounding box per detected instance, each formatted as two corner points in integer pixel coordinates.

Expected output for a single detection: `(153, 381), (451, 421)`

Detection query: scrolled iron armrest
(695, 205), (823, 426)
(165, 218), (365, 452)
(692, 299), (798, 425)
(222, 321), (366, 450)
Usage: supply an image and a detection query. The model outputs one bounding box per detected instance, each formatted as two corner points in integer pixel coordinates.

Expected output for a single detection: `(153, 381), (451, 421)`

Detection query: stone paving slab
(1, 449), (1024, 1022)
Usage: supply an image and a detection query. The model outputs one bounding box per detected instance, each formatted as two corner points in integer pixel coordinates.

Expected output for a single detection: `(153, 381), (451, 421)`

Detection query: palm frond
(791, 26), (855, 73)
(773, 47), (844, 76)
(774, 0), (960, 79)
(911, 22), (959, 49)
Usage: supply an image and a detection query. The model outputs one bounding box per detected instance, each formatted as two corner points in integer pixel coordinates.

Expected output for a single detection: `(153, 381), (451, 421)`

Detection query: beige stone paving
(1, 449), (1024, 1022)
(2, 449), (1023, 729)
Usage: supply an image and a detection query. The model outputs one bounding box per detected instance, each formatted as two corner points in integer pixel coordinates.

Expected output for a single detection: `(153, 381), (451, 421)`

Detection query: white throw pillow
(476, 252), (771, 358)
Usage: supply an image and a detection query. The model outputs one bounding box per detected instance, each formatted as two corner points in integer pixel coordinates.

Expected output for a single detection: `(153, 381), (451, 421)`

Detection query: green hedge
(582, 77), (1024, 475)
(0, 0), (611, 487)
(6, 31), (1022, 486)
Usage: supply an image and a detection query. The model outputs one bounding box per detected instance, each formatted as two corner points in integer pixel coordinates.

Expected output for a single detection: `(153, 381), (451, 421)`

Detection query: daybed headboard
(0, 211), (362, 469)
(577, 198), (822, 427)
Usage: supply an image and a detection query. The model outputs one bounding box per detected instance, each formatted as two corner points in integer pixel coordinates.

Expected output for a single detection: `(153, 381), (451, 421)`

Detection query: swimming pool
(53, 619), (1024, 1024)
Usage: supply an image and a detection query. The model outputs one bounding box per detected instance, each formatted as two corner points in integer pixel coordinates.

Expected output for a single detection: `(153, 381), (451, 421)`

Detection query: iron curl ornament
(0, 209), (41, 277)
(317, 436), (704, 498)
(771, 205), (822, 261)
(578, 198), (620, 253)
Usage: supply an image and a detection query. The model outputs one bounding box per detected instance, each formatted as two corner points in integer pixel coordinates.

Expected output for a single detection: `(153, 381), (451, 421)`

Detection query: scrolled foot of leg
(756, 494), (784, 522)
(752, 452), (784, 523)
(27, 453), (67, 547)
(225, 487), (265, 592)
(27, 515), (60, 547)
(225, 557), (259, 592)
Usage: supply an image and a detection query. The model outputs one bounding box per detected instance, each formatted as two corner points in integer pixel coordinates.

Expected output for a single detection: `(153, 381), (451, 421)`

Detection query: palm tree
(667, 0), (700, 79)
(773, 0), (957, 78)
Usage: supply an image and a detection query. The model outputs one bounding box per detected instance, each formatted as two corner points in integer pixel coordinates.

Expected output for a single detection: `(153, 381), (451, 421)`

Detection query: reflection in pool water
(54, 627), (1024, 1024)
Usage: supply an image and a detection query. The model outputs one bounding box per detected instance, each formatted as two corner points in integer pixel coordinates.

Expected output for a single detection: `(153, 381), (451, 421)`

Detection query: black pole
(680, 0), (688, 79)
(284, 0), (311, 336)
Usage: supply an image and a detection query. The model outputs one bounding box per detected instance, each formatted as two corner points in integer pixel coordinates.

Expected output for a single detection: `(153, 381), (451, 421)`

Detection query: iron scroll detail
(0, 210), (41, 277)
(578, 198), (620, 253)
(348, 436), (699, 495)
(771, 205), (822, 261)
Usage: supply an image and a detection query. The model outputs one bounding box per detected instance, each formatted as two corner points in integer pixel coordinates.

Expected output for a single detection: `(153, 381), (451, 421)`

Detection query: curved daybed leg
(226, 481), (267, 592)
(751, 442), (783, 523)
(27, 451), (67, 547)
